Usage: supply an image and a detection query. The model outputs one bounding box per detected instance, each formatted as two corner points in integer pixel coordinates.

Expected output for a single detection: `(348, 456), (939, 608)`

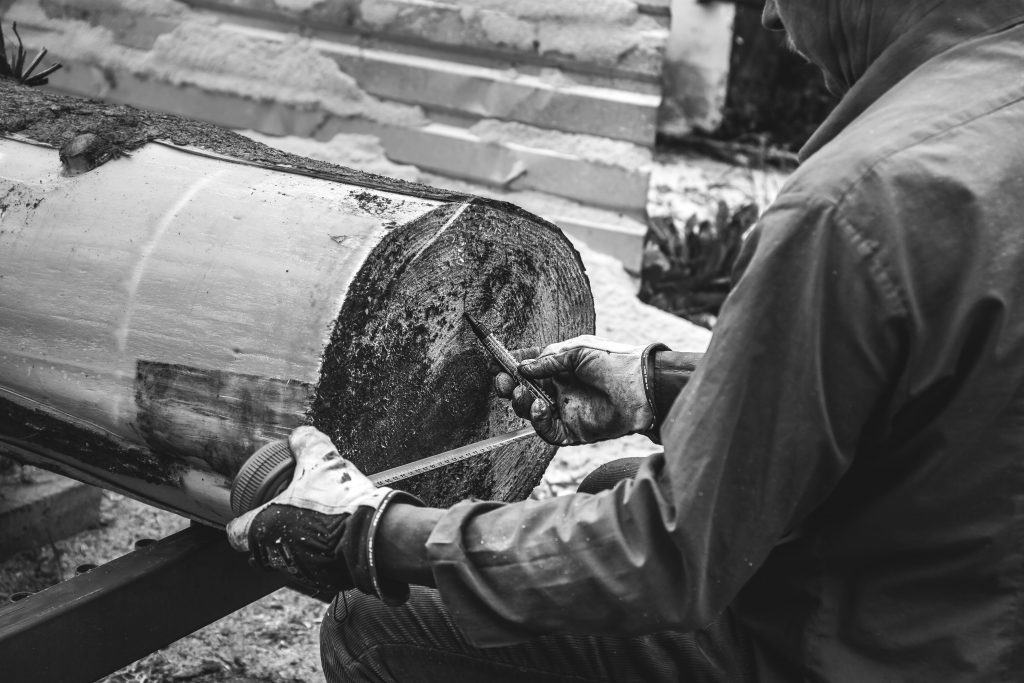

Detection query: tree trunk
(0, 81), (595, 525)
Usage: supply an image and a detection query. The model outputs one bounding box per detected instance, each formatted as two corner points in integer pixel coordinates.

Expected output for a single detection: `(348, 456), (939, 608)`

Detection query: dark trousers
(319, 587), (753, 682)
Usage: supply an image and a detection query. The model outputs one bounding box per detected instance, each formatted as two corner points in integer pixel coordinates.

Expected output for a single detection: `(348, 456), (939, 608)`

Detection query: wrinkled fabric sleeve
(426, 194), (907, 647)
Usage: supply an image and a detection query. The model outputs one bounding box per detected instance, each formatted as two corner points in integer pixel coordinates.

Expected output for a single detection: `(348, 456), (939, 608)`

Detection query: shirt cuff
(649, 351), (704, 441)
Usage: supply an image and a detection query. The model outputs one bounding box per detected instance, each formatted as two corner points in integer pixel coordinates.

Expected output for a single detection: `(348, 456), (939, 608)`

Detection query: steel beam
(0, 524), (285, 683)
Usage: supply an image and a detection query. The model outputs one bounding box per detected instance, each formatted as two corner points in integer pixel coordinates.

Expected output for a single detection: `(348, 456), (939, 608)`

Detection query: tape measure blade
(370, 426), (537, 486)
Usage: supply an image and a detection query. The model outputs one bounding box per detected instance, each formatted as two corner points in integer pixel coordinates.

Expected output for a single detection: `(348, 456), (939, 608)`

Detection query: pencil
(464, 313), (556, 412)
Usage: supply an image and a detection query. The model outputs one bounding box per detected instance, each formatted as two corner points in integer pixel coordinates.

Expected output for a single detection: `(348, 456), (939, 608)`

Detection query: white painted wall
(661, 0), (735, 135)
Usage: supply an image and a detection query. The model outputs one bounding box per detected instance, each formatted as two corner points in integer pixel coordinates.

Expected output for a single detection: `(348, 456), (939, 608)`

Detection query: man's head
(762, 0), (944, 95)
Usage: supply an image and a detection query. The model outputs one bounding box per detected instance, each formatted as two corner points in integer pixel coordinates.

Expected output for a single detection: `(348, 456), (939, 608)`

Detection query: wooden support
(0, 81), (595, 525)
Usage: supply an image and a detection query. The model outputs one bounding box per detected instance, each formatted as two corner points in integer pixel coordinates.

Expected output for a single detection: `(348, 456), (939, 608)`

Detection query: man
(228, 1), (1024, 680)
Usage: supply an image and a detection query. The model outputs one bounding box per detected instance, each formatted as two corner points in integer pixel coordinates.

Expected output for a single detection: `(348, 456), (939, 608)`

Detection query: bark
(0, 80), (595, 524)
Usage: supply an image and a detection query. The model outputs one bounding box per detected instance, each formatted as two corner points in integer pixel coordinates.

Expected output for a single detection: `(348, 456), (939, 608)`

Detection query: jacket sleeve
(425, 194), (908, 647)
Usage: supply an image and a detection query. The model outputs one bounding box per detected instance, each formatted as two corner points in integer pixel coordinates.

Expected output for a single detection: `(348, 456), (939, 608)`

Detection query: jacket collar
(800, 0), (1024, 162)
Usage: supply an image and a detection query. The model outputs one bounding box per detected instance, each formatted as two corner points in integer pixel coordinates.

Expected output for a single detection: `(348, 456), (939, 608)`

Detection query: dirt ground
(0, 143), (715, 682)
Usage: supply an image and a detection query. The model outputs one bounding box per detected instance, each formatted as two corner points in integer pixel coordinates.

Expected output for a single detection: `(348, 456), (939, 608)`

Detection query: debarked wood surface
(0, 81), (595, 525)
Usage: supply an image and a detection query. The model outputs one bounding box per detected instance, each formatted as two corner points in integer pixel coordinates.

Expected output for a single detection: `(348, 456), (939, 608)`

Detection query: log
(0, 80), (595, 525)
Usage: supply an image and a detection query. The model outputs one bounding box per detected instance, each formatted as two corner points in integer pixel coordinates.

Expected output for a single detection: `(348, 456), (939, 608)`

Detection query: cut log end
(314, 200), (594, 507)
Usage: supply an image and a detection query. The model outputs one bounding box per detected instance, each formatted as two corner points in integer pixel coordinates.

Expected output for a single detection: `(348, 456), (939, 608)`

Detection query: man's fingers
(226, 502), (270, 552)
(519, 348), (580, 380)
(289, 425), (341, 467)
(530, 400), (572, 446)
(511, 385), (534, 420)
(494, 371), (517, 399)
(485, 347), (542, 377)
(490, 347), (544, 399)
(510, 346), (544, 363)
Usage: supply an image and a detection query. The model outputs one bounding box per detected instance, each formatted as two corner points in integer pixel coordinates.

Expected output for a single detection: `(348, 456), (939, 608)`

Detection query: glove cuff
(640, 342), (670, 442)
(640, 343), (670, 420)
(364, 489), (425, 606)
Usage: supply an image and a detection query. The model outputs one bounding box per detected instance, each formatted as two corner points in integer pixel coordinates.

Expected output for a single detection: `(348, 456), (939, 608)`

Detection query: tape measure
(230, 426), (538, 515)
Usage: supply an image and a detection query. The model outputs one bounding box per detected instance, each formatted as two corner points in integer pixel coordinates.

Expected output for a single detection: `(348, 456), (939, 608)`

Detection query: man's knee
(320, 591), (393, 682)
(320, 587), (460, 682)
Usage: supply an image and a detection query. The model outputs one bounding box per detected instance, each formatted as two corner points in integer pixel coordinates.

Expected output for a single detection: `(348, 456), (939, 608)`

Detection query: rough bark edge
(0, 78), (469, 203)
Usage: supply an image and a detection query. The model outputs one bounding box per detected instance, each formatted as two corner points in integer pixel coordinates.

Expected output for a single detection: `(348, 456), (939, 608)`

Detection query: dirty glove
(226, 426), (422, 604)
(492, 336), (668, 446)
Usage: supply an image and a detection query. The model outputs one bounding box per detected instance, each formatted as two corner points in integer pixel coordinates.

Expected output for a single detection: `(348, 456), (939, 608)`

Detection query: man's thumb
(289, 426), (341, 468)
(226, 504), (268, 552)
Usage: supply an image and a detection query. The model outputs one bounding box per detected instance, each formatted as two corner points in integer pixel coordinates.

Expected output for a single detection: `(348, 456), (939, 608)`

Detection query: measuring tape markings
(369, 426), (538, 486)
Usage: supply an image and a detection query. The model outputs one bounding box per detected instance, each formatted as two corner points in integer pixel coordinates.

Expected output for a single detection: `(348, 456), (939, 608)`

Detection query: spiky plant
(0, 22), (62, 87)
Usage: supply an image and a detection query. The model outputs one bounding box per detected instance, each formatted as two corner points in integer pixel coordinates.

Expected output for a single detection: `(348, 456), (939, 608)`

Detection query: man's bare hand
(490, 336), (666, 446)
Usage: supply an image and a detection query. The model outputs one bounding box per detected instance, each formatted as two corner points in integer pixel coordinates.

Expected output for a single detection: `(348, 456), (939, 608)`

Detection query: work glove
(226, 426), (422, 604)
(491, 335), (668, 446)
